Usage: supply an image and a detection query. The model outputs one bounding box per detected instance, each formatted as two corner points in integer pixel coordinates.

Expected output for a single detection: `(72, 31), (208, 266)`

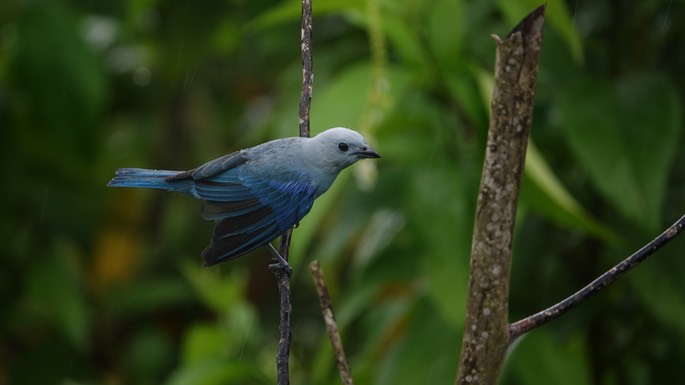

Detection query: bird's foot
(267, 243), (293, 276)
(268, 261), (293, 276)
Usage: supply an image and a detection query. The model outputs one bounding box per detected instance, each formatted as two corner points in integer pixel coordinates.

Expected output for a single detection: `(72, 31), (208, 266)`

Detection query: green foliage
(504, 331), (592, 385)
(2, 0), (685, 384)
(522, 142), (616, 242)
(556, 73), (681, 232)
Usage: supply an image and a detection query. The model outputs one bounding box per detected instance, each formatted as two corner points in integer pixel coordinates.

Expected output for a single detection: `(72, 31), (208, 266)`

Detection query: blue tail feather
(107, 168), (193, 194)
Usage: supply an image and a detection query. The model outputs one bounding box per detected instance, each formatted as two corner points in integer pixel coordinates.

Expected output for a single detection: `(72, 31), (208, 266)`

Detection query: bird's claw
(266, 243), (292, 276)
(268, 260), (293, 276)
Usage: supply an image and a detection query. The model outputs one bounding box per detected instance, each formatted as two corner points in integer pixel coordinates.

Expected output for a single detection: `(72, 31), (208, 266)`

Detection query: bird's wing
(165, 151), (254, 201)
(162, 148), (317, 265)
(198, 172), (318, 266)
(166, 150), (248, 181)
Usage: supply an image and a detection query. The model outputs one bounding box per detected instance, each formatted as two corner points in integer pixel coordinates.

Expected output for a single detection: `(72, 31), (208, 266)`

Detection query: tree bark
(455, 5), (545, 385)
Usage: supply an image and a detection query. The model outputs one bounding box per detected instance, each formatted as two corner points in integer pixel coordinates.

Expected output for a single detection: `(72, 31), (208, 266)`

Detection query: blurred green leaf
(414, 168), (471, 325)
(248, 0), (365, 31)
(428, 0), (466, 71)
(557, 74), (682, 231)
(522, 141), (617, 242)
(349, 290), (415, 383)
(474, 66), (495, 110)
(181, 263), (246, 314)
(311, 62), (412, 129)
(381, 13), (431, 72)
(11, 0), (107, 159)
(166, 359), (266, 385)
(374, 299), (460, 385)
(108, 277), (193, 317)
(25, 243), (90, 351)
(181, 323), (230, 365)
(505, 331), (592, 385)
(630, 263), (685, 344)
(444, 67), (489, 131)
(126, 328), (175, 384)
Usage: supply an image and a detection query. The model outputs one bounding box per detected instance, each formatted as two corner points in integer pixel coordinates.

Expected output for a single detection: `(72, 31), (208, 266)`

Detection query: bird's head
(310, 127), (381, 170)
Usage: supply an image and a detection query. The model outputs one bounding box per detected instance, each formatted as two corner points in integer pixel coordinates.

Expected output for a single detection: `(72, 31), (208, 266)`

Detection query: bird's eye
(338, 142), (349, 152)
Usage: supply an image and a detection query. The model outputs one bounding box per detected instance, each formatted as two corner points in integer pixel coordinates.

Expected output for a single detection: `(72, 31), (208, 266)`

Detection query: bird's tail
(107, 168), (193, 194)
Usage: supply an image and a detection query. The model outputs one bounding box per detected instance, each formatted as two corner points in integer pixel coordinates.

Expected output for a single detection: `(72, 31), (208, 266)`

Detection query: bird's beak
(355, 146), (381, 159)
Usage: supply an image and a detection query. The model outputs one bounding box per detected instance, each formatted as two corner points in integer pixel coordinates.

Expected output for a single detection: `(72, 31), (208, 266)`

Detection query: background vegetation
(2, 0), (684, 384)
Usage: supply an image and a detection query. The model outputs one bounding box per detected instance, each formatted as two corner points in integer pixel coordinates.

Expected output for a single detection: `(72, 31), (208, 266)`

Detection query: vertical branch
(455, 5), (545, 385)
(275, 228), (293, 385)
(274, 0), (313, 384)
(310, 261), (354, 385)
(299, 0), (313, 138)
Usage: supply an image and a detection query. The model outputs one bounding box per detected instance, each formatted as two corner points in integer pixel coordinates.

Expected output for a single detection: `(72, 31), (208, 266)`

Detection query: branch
(509, 214), (685, 340)
(299, 0), (313, 138)
(310, 261), (354, 385)
(275, 229), (293, 385)
(455, 5), (545, 385)
(274, 0), (314, 383)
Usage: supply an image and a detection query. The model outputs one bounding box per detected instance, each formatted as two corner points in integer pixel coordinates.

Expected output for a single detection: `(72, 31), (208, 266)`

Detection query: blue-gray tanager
(107, 127), (380, 269)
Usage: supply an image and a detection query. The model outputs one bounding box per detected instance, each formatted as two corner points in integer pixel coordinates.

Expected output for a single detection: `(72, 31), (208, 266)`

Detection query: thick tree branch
(455, 5), (545, 385)
(510, 214), (685, 340)
(274, 0), (313, 384)
(310, 261), (354, 385)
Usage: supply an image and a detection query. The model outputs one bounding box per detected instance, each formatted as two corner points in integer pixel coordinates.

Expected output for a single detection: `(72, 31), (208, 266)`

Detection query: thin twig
(310, 261), (354, 385)
(299, 0), (313, 138)
(274, 0), (314, 383)
(455, 5), (545, 385)
(274, 229), (293, 385)
(509, 214), (685, 341)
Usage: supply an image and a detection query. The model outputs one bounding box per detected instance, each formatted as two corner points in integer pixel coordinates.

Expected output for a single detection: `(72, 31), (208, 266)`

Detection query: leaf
(504, 331), (592, 385)
(381, 13), (431, 71)
(125, 328), (175, 382)
(374, 299), (460, 385)
(247, 0), (365, 31)
(474, 66), (495, 112)
(629, 262), (685, 345)
(444, 66), (489, 131)
(427, 0), (466, 71)
(556, 73), (682, 231)
(25, 245), (90, 351)
(181, 323), (230, 365)
(522, 141), (617, 242)
(411, 166), (472, 325)
(165, 359), (265, 385)
(180, 263), (246, 314)
(11, 1), (107, 159)
(107, 277), (193, 317)
(307, 61), (411, 131)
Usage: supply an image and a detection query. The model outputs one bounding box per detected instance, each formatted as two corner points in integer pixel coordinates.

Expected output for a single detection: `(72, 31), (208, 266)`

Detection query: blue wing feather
(109, 150), (319, 266)
(199, 170), (318, 266)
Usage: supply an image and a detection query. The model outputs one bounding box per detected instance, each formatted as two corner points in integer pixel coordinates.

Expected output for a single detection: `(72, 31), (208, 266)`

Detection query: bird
(107, 127), (380, 271)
